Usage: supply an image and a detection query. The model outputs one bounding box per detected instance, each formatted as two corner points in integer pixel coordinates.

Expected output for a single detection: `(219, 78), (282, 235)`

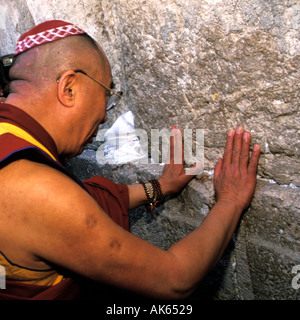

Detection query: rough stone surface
(1, 0), (299, 300)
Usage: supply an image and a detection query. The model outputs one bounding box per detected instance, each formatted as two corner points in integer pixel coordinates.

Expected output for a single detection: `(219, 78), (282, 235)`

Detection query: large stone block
(246, 237), (300, 299)
(244, 180), (300, 250)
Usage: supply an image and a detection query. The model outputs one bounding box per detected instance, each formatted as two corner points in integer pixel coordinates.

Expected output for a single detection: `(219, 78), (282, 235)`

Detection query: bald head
(9, 34), (110, 94)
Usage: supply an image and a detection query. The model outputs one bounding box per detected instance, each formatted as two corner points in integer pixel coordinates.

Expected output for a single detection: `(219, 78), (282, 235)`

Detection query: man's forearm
(127, 184), (148, 210)
(167, 200), (242, 293)
(128, 179), (170, 211)
(128, 182), (242, 275)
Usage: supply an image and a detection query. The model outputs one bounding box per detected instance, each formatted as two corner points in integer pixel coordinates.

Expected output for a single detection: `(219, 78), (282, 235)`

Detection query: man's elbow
(161, 267), (202, 300)
(166, 286), (196, 300)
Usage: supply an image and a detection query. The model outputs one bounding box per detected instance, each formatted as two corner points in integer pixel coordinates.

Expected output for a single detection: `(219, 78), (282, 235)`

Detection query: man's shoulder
(0, 159), (93, 217)
(0, 159), (117, 272)
(1, 158), (76, 190)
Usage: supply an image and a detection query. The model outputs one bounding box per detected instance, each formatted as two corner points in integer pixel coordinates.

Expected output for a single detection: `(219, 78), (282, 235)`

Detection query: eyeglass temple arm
(74, 69), (122, 98)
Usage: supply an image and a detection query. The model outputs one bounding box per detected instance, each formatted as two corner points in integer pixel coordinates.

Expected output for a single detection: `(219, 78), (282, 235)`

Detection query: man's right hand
(214, 126), (261, 212)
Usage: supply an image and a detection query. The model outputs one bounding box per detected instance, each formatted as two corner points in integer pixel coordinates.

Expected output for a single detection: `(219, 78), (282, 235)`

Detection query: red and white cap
(14, 20), (86, 56)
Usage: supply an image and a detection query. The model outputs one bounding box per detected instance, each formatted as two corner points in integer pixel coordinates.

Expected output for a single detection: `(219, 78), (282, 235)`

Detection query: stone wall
(0, 0), (299, 300)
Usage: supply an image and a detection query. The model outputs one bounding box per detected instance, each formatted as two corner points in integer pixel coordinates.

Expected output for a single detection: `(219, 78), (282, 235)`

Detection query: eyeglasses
(57, 69), (123, 111)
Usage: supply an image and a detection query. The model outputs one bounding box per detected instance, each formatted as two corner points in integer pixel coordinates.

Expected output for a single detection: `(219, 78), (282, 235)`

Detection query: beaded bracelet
(140, 179), (165, 219)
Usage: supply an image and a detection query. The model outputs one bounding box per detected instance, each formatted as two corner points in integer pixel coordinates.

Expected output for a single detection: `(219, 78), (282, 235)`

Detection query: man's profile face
(74, 61), (112, 156)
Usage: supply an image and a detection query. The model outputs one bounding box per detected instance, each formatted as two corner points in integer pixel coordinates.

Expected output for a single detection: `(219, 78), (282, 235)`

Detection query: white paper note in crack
(96, 111), (148, 165)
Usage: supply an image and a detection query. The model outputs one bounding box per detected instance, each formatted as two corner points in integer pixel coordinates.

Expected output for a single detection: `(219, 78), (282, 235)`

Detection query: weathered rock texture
(0, 0), (299, 300)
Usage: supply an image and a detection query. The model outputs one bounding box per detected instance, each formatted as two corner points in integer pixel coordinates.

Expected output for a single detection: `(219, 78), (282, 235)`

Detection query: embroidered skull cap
(14, 20), (86, 56)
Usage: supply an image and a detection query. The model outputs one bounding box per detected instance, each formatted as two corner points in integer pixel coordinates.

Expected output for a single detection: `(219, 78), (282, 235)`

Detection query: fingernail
(228, 129), (234, 136)
(172, 125), (177, 130)
(253, 144), (260, 151)
(243, 131), (250, 140)
(236, 126), (243, 134)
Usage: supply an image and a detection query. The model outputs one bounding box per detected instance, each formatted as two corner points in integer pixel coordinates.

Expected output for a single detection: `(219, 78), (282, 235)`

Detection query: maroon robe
(0, 103), (130, 300)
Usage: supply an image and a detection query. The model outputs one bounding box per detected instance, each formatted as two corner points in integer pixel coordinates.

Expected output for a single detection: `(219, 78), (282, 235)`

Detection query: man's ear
(57, 70), (77, 107)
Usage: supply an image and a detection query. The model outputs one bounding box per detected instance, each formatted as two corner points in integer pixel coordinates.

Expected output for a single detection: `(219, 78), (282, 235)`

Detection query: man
(0, 20), (260, 300)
